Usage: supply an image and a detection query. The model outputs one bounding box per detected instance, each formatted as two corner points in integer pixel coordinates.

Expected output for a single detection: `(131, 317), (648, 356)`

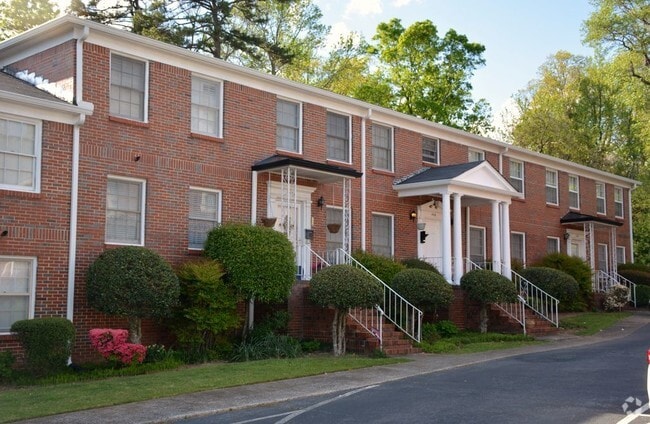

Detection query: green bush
(619, 269), (650, 286)
(435, 320), (459, 338)
(251, 310), (291, 337)
(420, 323), (440, 343)
(604, 285), (629, 311)
(11, 317), (75, 376)
(635, 285), (650, 308)
(460, 269), (517, 333)
(518, 267), (580, 311)
(87, 246), (180, 343)
(300, 339), (322, 353)
(231, 333), (302, 362)
(171, 259), (240, 358)
(0, 351), (15, 381)
(536, 253), (592, 309)
(401, 258), (441, 274)
(352, 250), (405, 284)
(618, 263), (650, 273)
(391, 269), (453, 312)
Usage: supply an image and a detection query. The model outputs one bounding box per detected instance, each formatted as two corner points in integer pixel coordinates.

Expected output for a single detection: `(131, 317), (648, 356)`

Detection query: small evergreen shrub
(635, 285), (650, 308)
(251, 310), (291, 337)
(461, 269), (517, 333)
(618, 263), (650, 273)
(618, 269), (650, 286)
(435, 320), (459, 338)
(0, 351), (15, 381)
(401, 258), (441, 274)
(231, 333), (302, 362)
(536, 253), (592, 309)
(391, 269), (453, 312)
(420, 323), (440, 343)
(352, 250), (405, 284)
(143, 344), (171, 363)
(11, 317), (75, 376)
(518, 267), (580, 311)
(300, 339), (322, 353)
(604, 285), (630, 311)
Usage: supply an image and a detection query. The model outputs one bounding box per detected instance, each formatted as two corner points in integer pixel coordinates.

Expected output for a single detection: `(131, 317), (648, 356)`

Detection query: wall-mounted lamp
(409, 210), (417, 221)
(0, 230), (7, 237)
(563, 232), (570, 240)
(317, 196), (325, 209)
(134, 154), (141, 162)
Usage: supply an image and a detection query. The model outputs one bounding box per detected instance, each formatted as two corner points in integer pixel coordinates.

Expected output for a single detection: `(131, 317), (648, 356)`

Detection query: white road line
(617, 413), (650, 424)
(231, 410), (299, 424)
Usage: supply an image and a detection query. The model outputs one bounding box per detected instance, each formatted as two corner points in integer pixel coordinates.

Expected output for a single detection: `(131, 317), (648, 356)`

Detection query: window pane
(616, 247), (625, 264)
(469, 227), (485, 264)
(510, 233), (524, 263)
(110, 55), (146, 121)
(191, 77), (222, 136)
(326, 113), (349, 162)
(372, 215), (392, 257)
(597, 244), (608, 271)
(188, 189), (220, 249)
(0, 118), (37, 189)
(106, 179), (143, 244)
(326, 208), (343, 251)
(276, 100), (300, 152)
(422, 137), (439, 163)
(546, 238), (559, 254)
(372, 125), (392, 171)
(509, 160), (523, 193)
(545, 170), (557, 204)
(0, 258), (33, 332)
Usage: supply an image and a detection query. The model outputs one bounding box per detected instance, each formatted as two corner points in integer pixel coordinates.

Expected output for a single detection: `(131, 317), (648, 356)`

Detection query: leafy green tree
(0, 0), (58, 40)
(309, 265), (382, 356)
(86, 246), (180, 344)
(460, 269), (517, 333)
(391, 269), (453, 314)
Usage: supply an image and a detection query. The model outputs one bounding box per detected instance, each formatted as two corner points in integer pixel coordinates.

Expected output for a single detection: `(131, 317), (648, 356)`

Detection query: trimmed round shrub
(87, 246), (180, 343)
(618, 269), (650, 286)
(518, 267), (580, 310)
(11, 317), (75, 376)
(460, 269), (517, 333)
(535, 253), (593, 310)
(391, 269), (453, 312)
(352, 250), (405, 284)
(635, 285), (650, 309)
(401, 258), (441, 274)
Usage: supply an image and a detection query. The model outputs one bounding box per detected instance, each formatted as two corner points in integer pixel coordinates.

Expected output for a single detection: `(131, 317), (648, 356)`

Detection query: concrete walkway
(18, 312), (650, 424)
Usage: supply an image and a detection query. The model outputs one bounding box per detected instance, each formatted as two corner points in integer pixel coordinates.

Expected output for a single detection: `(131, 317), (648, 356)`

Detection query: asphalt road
(182, 324), (650, 424)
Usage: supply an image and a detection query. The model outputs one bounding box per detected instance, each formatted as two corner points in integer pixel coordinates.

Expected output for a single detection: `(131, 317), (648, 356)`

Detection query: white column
(442, 193), (452, 282)
(453, 193), (463, 284)
(501, 202), (511, 279)
(491, 200), (501, 273)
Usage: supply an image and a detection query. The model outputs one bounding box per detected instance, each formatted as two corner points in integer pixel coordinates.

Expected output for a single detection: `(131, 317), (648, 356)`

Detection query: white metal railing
(494, 295), (528, 335)
(613, 271), (637, 307)
(594, 270), (637, 307)
(329, 249), (422, 343)
(511, 269), (559, 327)
(348, 306), (384, 349)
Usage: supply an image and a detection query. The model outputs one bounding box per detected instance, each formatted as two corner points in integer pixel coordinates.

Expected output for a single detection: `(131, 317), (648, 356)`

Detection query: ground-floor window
(616, 246), (626, 265)
(188, 187), (221, 249)
(546, 237), (560, 254)
(510, 232), (526, 265)
(326, 207), (343, 251)
(597, 243), (609, 272)
(372, 213), (393, 257)
(0, 257), (36, 333)
(469, 226), (485, 264)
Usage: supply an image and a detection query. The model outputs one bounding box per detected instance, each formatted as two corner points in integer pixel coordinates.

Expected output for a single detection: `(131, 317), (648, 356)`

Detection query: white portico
(393, 161), (523, 284)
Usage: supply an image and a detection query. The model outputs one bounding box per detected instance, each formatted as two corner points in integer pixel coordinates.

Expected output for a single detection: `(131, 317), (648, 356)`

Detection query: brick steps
(345, 317), (421, 356)
(489, 304), (558, 335)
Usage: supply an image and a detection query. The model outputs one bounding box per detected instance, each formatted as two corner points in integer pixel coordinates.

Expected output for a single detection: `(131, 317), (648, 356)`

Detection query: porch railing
(494, 295), (528, 335)
(511, 268), (559, 327)
(594, 270), (636, 307)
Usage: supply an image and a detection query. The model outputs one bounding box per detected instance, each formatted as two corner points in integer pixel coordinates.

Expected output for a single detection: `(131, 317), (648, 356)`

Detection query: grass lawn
(0, 355), (406, 423)
(559, 311), (632, 335)
(417, 332), (539, 354)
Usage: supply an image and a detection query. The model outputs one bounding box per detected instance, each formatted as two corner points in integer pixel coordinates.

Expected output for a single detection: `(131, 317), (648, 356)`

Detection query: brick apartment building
(0, 16), (640, 358)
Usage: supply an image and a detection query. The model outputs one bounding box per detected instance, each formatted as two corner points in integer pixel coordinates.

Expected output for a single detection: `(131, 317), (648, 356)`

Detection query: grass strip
(418, 332), (539, 354)
(559, 311), (632, 335)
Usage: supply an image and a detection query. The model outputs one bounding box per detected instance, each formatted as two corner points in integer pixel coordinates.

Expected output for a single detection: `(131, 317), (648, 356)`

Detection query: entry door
(567, 230), (586, 260)
(417, 201), (443, 270)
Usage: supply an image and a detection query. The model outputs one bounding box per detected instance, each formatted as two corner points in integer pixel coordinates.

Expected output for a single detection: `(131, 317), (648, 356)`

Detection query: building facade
(0, 16), (639, 359)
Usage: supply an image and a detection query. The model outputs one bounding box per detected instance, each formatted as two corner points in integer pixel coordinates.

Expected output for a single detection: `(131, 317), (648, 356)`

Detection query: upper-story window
(614, 187), (624, 218)
(188, 188), (221, 249)
(0, 256), (36, 333)
(276, 99), (301, 153)
(326, 112), (350, 163)
(422, 137), (439, 164)
(468, 149), (484, 162)
(596, 182), (606, 214)
(105, 176), (146, 245)
(545, 169), (558, 205)
(191, 76), (223, 138)
(0, 115), (41, 193)
(568, 175), (580, 210)
(509, 159), (524, 194)
(110, 54), (147, 122)
(372, 124), (393, 172)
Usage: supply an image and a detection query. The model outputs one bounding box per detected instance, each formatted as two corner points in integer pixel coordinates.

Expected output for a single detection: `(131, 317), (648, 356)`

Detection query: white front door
(417, 201), (443, 271)
(566, 230), (586, 260)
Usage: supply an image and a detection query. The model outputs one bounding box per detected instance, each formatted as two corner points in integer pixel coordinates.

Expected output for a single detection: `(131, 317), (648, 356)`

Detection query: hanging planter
(261, 217), (277, 227)
(327, 223), (341, 234)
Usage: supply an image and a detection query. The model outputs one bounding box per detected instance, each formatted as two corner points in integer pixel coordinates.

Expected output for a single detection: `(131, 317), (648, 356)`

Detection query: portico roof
(393, 161), (522, 203)
(560, 211), (622, 227)
(252, 154), (363, 183)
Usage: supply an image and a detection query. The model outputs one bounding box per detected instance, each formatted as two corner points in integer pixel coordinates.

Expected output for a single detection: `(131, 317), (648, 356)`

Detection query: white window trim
(188, 187), (222, 250)
(105, 175), (147, 246)
(596, 182), (606, 215)
(468, 225), (486, 263)
(372, 123), (394, 172)
(468, 148), (485, 162)
(191, 74), (224, 139)
(511, 231), (526, 265)
(276, 97), (303, 154)
(545, 169), (559, 206)
(614, 186), (624, 219)
(568, 174), (580, 210)
(372, 212), (394, 257)
(326, 110), (352, 164)
(0, 113), (42, 193)
(422, 136), (440, 165)
(110, 52), (149, 123)
(616, 246), (626, 264)
(0, 256), (37, 335)
(509, 159), (524, 196)
(547, 236), (561, 254)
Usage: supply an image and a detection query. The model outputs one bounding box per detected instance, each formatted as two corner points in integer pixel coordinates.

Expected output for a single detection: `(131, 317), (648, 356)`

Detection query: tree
(355, 19), (492, 133)
(86, 246), (180, 344)
(391, 269), (453, 314)
(203, 223), (296, 332)
(309, 265), (382, 356)
(0, 0), (59, 41)
(460, 269), (517, 333)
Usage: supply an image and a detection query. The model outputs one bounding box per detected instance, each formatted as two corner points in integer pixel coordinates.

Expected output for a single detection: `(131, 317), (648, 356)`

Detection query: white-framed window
(510, 232), (526, 265)
(596, 182), (606, 214)
(0, 256), (36, 333)
(105, 176), (146, 245)
(597, 243), (608, 272)
(469, 226), (485, 264)
(326, 206), (343, 251)
(0, 115), (41, 193)
(568, 174), (580, 210)
(372, 124), (393, 172)
(110, 53), (148, 122)
(422, 137), (439, 164)
(468, 149), (485, 162)
(372, 213), (393, 257)
(191, 76), (223, 137)
(616, 246), (626, 264)
(614, 187), (624, 218)
(188, 188), (221, 249)
(276, 99), (301, 153)
(326, 112), (351, 163)
(547, 237), (560, 254)
(545, 169), (558, 205)
(509, 160), (524, 194)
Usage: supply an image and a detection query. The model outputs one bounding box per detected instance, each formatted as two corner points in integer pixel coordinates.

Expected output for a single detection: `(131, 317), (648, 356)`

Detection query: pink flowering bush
(89, 329), (146, 365)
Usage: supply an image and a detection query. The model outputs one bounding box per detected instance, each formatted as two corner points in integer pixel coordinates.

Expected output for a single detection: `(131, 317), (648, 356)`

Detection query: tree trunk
(128, 316), (142, 344)
(479, 304), (488, 334)
(332, 309), (347, 356)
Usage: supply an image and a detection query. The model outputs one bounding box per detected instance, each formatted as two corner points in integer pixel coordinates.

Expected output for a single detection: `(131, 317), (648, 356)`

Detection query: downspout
(629, 183), (638, 262)
(67, 25), (90, 323)
(250, 171), (257, 224)
(361, 109), (371, 250)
